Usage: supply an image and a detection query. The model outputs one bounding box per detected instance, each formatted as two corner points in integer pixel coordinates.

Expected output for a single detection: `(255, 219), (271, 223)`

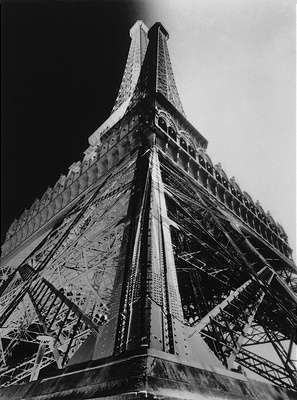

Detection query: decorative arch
(158, 116), (167, 132)
(202, 152), (213, 174)
(178, 130), (196, 148)
(168, 125), (177, 141)
(215, 165), (229, 188)
(242, 191), (254, 209)
(243, 191), (253, 204)
(214, 165), (222, 181)
(157, 110), (176, 131)
(179, 136), (188, 151)
(188, 145), (196, 158)
(255, 201), (265, 221)
(266, 212), (277, 231)
(229, 177), (242, 194)
(277, 223), (288, 240)
(203, 153), (213, 168)
(255, 201), (265, 214)
(197, 149), (206, 167)
(220, 169), (228, 182)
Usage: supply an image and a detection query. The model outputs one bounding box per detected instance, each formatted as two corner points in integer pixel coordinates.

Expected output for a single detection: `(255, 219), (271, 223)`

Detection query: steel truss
(1, 147), (296, 392)
(0, 155), (137, 386)
(1, 19), (296, 399)
(159, 152), (297, 390)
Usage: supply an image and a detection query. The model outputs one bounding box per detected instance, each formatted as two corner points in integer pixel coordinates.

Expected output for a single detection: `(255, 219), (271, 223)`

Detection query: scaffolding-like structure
(0, 21), (296, 399)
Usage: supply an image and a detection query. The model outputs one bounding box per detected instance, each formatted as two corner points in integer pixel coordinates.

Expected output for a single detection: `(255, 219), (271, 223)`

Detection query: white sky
(141, 0), (296, 258)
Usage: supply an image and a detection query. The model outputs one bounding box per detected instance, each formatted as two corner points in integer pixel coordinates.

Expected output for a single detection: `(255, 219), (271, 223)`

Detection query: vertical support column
(121, 147), (188, 355)
(123, 147), (170, 353)
(122, 147), (226, 367)
(149, 148), (187, 356)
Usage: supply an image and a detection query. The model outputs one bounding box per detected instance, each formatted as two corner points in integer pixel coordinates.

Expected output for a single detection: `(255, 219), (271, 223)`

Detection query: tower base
(0, 350), (295, 400)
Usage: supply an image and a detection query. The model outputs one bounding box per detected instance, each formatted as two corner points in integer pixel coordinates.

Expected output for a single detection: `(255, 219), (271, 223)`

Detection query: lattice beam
(236, 348), (294, 390)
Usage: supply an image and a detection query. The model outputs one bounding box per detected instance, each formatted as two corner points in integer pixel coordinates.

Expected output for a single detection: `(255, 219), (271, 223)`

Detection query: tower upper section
(88, 21), (191, 147)
(88, 20), (148, 146)
(126, 22), (185, 116)
(1, 20), (293, 266)
(111, 20), (149, 114)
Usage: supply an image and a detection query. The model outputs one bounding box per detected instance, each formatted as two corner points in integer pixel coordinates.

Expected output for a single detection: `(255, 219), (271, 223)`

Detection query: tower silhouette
(1, 21), (296, 399)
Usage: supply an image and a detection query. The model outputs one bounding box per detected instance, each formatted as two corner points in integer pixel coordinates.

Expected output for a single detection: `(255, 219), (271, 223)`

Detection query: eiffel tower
(1, 21), (297, 399)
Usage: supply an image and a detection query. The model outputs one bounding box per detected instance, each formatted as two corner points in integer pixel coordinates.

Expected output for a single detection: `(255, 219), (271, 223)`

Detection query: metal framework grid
(159, 152), (297, 389)
(0, 20), (296, 397)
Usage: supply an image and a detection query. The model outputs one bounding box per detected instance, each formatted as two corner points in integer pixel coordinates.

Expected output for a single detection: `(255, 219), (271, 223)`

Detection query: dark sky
(1, 0), (146, 244)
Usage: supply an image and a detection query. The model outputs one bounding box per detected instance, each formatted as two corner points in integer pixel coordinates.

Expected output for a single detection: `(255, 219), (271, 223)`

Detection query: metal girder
(1, 147), (296, 392)
(158, 152), (297, 390)
(155, 24), (185, 115)
(262, 327), (297, 387)
(243, 323), (289, 346)
(0, 155), (138, 387)
(114, 147), (187, 357)
(0, 347), (55, 387)
(111, 21), (148, 114)
(236, 348), (294, 389)
(0, 194), (92, 325)
(188, 266), (273, 369)
(161, 154), (297, 328)
(26, 275), (102, 368)
(1, 17), (296, 398)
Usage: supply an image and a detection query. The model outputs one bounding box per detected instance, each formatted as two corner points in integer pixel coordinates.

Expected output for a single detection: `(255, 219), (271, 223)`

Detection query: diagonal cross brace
(188, 266), (274, 368)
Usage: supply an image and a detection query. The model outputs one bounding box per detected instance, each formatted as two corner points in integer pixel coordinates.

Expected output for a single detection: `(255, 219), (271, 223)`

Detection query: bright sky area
(140, 0), (296, 259)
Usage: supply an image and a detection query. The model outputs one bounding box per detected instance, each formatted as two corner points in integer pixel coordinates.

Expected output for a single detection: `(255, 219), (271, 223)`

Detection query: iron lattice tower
(1, 21), (297, 399)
